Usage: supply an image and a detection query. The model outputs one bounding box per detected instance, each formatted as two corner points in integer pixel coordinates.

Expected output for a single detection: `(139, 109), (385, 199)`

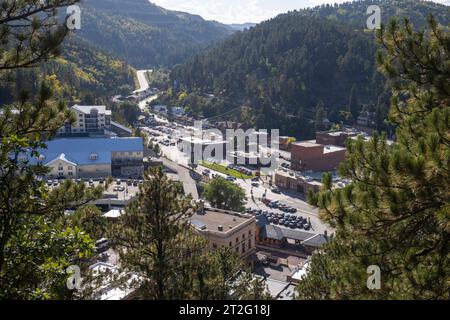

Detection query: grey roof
(280, 228), (316, 241)
(257, 214), (328, 246)
(301, 233), (329, 247)
(261, 224), (286, 241)
(111, 121), (132, 133)
(72, 105), (111, 115)
(259, 222), (324, 243)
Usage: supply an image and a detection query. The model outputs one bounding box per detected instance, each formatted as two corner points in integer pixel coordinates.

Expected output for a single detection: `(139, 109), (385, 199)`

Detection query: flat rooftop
(323, 144), (346, 154)
(292, 141), (322, 148)
(190, 209), (253, 233)
(72, 105), (111, 116)
(292, 140), (346, 153)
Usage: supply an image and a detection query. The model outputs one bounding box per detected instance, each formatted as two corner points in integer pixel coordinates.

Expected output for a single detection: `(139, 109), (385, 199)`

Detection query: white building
(58, 105), (112, 136)
(29, 137), (144, 179)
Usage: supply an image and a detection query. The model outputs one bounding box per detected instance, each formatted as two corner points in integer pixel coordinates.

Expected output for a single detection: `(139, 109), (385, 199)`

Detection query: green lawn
(201, 162), (256, 179)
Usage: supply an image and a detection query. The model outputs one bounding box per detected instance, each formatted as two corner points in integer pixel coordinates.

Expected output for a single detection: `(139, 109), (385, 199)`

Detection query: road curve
(134, 69), (152, 93)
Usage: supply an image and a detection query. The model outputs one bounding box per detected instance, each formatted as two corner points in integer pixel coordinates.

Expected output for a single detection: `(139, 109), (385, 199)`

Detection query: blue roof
(29, 137), (143, 166)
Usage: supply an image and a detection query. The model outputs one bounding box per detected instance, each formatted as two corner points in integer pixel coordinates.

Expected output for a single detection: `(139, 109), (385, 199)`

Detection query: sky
(151, 0), (450, 24)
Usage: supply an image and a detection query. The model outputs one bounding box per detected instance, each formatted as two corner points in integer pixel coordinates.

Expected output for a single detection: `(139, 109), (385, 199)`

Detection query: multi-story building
(190, 208), (257, 261)
(58, 105), (112, 137)
(274, 170), (322, 195)
(316, 131), (355, 147)
(179, 136), (229, 164)
(290, 141), (346, 172)
(30, 137), (144, 179)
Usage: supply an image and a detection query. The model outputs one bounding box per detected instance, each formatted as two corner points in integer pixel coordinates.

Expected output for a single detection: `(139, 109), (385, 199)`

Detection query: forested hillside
(164, 0), (449, 138)
(301, 0), (449, 28)
(0, 36), (135, 105)
(76, 0), (233, 68)
(2, 0), (234, 113)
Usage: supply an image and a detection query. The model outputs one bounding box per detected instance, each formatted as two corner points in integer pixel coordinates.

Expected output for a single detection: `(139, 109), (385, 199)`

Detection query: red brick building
(290, 141), (346, 172)
(316, 131), (357, 147)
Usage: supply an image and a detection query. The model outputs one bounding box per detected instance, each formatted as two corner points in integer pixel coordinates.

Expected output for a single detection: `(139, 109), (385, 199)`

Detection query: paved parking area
(45, 179), (141, 201)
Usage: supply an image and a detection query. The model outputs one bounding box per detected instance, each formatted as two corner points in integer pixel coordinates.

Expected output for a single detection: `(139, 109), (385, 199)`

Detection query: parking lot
(45, 178), (142, 201)
(247, 207), (312, 231)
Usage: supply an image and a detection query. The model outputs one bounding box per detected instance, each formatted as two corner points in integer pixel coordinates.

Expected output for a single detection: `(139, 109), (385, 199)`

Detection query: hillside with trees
(76, 0), (233, 68)
(300, 0), (449, 28)
(0, 36), (135, 106)
(296, 15), (450, 300)
(163, 0), (449, 138)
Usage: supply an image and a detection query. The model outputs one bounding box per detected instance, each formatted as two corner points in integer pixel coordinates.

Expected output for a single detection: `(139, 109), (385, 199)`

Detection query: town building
(152, 104), (168, 114)
(279, 136), (296, 151)
(256, 215), (328, 254)
(290, 140), (346, 172)
(31, 137), (144, 179)
(179, 136), (229, 164)
(190, 208), (257, 261)
(58, 105), (112, 137)
(274, 170), (322, 195)
(316, 131), (354, 147)
(110, 121), (133, 137)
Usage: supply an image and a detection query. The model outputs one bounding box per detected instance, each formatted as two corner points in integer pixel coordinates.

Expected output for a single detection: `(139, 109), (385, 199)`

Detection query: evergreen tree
(296, 16), (450, 300)
(110, 168), (197, 299)
(109, 168), (267, 299)
(348, 84), (360, 120)
(0, 0), (106, 299)
(314, 100), (327, 132)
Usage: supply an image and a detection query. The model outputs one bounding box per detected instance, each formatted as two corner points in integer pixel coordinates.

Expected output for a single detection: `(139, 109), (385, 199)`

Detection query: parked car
(272, 188), (281, 194)
(95, 238), (110, 253)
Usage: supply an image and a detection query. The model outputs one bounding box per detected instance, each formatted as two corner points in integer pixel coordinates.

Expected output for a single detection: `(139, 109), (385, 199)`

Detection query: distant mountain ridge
(227, 23), (258, 31)
(73, 0), (234, 68)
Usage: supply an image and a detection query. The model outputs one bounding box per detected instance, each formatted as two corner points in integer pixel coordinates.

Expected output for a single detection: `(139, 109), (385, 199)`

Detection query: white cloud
(151, 0), (450, 24)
